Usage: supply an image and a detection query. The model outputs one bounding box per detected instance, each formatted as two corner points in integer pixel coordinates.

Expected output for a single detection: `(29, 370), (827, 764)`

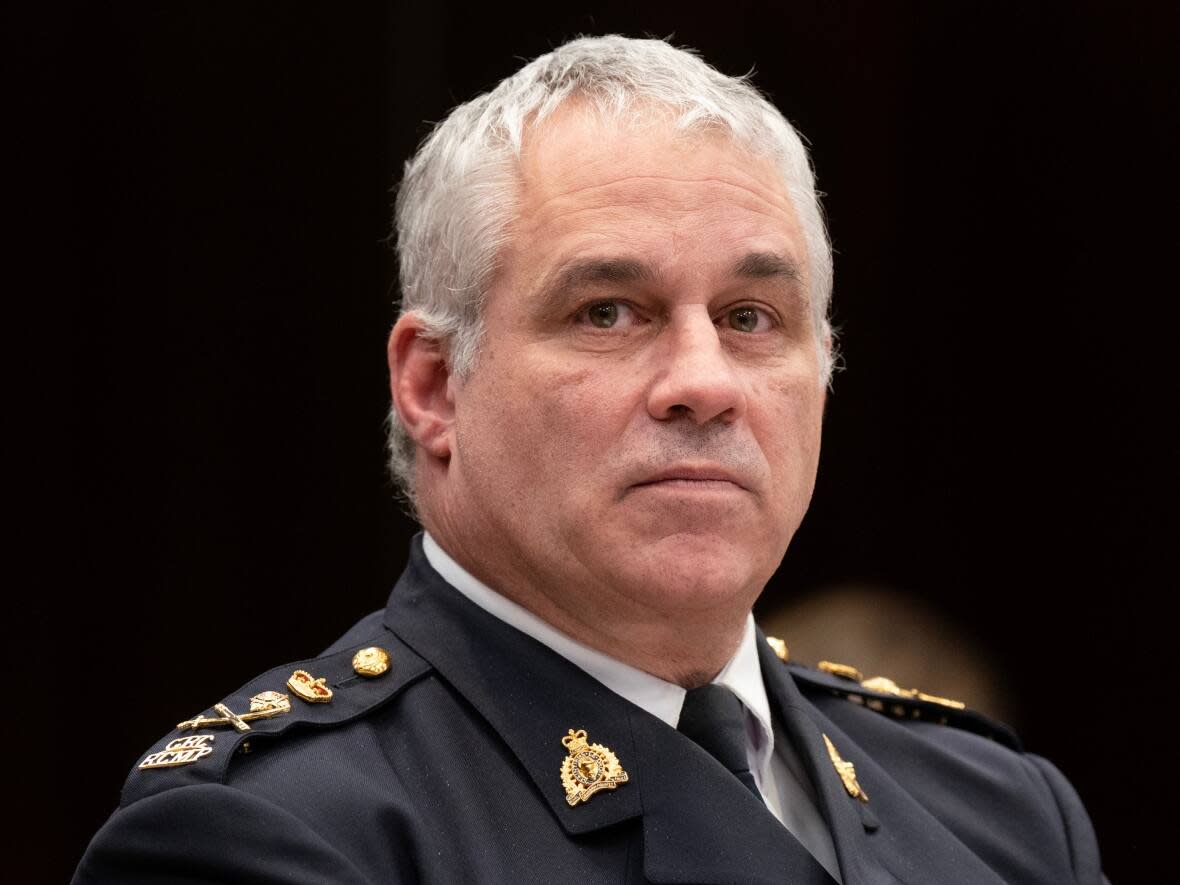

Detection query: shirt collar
(715, 615), (777, 775)
(422, 533), (776, 772)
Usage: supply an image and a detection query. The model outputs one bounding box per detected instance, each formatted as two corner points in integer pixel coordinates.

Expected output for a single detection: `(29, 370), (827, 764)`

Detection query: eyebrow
(550, 257), (656, 290)
(534, 257), (657, 315)
(731, 251), (803, 283)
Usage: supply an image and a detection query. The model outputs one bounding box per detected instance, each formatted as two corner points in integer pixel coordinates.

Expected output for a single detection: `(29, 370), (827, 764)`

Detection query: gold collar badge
(176, 691), (291, 733)
(560, 728), (629, 806)
(823, 733), (869, 802)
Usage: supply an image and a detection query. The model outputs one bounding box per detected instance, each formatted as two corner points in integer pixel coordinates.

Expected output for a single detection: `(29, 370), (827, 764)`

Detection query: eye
(588, 302), (619, 328)
(577, 300), (637, 329)
(723, 305), (772, 333)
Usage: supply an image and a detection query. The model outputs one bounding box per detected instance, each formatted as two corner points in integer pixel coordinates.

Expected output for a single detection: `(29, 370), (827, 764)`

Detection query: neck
(423, 525), (752, 688)
(502, 578), (748, 687)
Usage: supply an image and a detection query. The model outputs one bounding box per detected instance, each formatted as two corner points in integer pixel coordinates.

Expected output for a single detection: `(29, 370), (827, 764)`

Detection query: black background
(48, 2), (1174, 882)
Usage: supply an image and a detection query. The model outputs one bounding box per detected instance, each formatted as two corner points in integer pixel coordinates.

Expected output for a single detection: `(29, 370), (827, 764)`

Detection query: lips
(629, 464), (749, 491)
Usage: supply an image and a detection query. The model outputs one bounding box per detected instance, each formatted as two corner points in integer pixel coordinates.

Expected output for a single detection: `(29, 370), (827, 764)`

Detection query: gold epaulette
(812, 656), (966, 713)
(764, 637), (1020, 749)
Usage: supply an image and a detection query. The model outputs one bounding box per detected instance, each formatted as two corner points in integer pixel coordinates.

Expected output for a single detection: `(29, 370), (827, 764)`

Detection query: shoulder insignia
(818, 660), (864, 682)
(120, 631), (432, 807)
(782, 658), (1021, 751)
(175, 691), (292, 733)
(858, 675), (965, 710)
(286, 669), (334, 703)
(138, 734), (216, 770)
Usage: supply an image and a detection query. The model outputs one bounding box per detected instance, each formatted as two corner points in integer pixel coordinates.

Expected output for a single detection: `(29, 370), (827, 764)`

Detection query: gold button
(352, 646), (391, 678)
(765, 635), (789, 661)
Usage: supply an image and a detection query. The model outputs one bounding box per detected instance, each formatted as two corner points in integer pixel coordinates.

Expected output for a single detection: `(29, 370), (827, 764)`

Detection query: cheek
(463, 356), (634, 485)
(531, 364), (637, 470)
(759, 377), (825, 486)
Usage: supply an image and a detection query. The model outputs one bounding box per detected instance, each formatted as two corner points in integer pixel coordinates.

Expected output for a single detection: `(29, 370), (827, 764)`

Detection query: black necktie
(677, 683), (763, 801)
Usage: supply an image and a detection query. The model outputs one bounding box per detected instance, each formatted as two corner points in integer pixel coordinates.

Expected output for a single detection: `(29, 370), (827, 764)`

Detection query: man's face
(435, 108), (825, 627)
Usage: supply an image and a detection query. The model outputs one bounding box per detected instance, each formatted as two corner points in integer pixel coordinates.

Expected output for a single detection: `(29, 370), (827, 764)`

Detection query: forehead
(507, 106), (806, 280)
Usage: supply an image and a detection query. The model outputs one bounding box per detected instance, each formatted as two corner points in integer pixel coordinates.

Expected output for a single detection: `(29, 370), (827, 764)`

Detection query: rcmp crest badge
(559, 728), (629, 806)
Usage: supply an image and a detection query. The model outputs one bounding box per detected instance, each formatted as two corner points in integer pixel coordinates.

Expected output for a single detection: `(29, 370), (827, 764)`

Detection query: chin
(615, 532), (772, 613)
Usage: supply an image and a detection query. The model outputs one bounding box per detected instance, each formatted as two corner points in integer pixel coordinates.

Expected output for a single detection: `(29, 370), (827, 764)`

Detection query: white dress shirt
(423, 534), (842, 881)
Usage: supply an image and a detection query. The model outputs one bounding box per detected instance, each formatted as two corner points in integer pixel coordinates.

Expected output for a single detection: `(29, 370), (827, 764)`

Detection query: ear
(388, 313), (454, 460)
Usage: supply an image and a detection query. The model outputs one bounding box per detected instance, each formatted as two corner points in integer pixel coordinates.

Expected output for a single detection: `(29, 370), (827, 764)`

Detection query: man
(75, 36), (1105, 884)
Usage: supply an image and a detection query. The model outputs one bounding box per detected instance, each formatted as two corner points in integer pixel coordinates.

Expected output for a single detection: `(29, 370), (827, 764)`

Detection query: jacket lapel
(627, 708), (836, 884)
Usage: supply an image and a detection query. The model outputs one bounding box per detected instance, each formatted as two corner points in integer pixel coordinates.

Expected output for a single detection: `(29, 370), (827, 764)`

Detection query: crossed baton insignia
(176, 691), (291, 733)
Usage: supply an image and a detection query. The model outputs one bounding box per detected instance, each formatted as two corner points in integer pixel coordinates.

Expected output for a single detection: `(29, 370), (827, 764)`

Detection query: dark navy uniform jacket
(76, 537), (1106, 884)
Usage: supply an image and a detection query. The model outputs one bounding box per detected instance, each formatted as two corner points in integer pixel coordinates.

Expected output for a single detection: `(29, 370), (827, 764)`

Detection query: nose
(646, 308), (747, 425)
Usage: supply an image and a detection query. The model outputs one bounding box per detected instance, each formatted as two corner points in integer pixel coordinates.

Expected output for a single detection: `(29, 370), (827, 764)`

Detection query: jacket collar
(384, 536), (836, 883)
(384, 535), (644, 835)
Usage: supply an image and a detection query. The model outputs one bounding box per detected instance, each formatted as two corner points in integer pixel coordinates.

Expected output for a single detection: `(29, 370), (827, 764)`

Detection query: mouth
(628, 464), (749, 493)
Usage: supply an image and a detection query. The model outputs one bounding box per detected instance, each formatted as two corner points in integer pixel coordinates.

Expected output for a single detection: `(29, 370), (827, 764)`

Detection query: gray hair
(388, 35), (834, 507)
